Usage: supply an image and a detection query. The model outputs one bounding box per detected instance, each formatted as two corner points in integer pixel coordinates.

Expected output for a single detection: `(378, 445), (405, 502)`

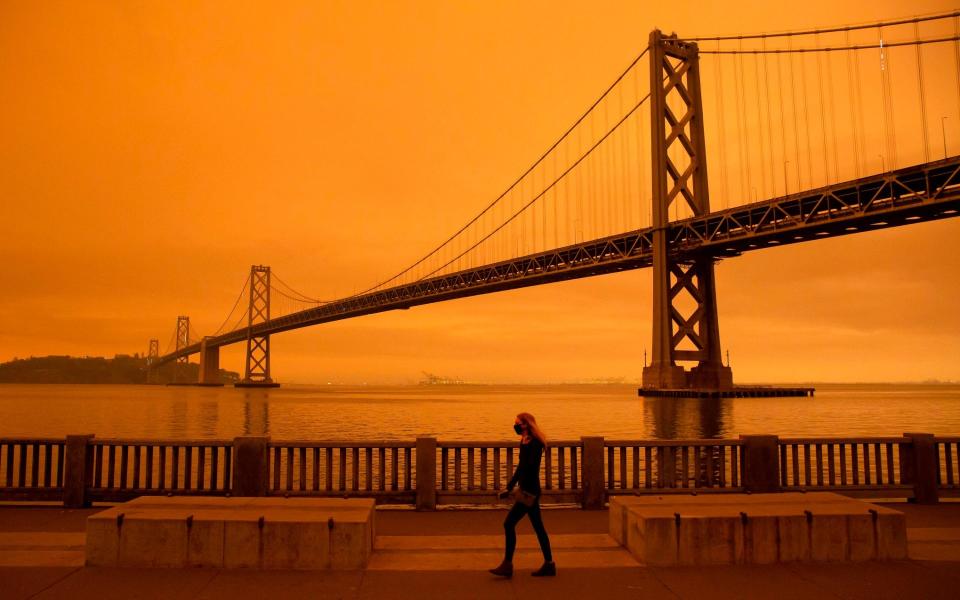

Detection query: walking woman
(489, 412), (555, 578)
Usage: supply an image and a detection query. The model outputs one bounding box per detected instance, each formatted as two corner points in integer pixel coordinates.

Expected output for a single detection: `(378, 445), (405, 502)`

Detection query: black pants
(503, 499), (553, 562)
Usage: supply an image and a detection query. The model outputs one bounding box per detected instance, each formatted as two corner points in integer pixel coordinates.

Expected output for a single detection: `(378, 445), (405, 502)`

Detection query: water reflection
(169, 398), (188, 438)
(1, 383), (959, 440)
(242, 393), (271, 436)
(643, 397), (731, 439)
(198, 400), (219, 439)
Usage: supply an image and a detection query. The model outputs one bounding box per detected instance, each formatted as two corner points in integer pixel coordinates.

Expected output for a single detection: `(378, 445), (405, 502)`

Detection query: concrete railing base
(610, 492), (907, 566)
(86, 497), (375, 569)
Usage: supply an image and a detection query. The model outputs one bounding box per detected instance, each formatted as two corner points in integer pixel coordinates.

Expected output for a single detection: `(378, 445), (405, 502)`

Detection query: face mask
(513, 423), (523, 435)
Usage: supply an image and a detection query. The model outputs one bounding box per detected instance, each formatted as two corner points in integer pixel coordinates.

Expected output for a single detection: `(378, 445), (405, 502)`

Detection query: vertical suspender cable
(714, 45), (730, 204)
(553, 143), (559, 249)
(825, 36), (841, 182)
(955, 15), (960, 153)
(541, 158), (546, 252)
(878, 25), (898, 170)
(608, 93), (616, 230)
(762, 37), (776, 196)
(735, 40), (751, 204)
(620, 79), (630, 228)
(815, 34), (831, 185)
(914, 21), (930, 163)
(564, 132), (570, 243)
(787, 38), (803, 191)
(846, 31), (863, 177)
(798, 42), (814, 187)
(634, 64), (643, 227)
(853, 37), (868, 174)
(740, 44), (753, 203)
(753, 49), (769, 198)
(577, 126), (584, 242)
(589, 115), (597, 240)
(775, 48), (789, 192)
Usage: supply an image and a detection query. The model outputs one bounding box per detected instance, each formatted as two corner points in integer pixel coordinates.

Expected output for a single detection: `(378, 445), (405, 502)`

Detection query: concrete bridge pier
(197, 338), (224, 386)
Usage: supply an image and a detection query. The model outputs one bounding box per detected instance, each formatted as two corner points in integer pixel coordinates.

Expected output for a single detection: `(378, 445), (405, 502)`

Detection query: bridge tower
(237, 265), (278, 387)
(642, 30), (733, 391)
(146, 338), (159, 384)
(173, 316), (190, 384)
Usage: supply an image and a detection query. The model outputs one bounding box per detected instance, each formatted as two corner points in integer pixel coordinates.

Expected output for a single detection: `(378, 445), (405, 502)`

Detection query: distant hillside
(0, 355), (240, 384)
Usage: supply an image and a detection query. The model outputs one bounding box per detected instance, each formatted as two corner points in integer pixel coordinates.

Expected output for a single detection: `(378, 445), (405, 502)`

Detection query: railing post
(901, 432), (939, 505)
(739, 435), (780, 493)
(581, 436), (605, 509)
(415, 437), (437, 511)
(63, 434), (94, 508)
(232, 436), (269, 496)
(660, 446), (677, 487)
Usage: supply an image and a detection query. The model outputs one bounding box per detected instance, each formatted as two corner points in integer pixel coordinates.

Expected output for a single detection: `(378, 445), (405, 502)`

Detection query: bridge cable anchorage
(679, 9), (960, 42)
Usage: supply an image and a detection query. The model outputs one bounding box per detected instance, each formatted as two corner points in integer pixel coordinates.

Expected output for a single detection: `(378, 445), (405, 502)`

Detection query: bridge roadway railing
(0, 434), (954, 508)
(154, 156), (960, 368)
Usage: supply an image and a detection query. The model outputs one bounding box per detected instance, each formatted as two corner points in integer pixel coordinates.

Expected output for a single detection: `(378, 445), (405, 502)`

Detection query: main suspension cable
(351, 47), (651, 296)
(681, 10), (960, 42)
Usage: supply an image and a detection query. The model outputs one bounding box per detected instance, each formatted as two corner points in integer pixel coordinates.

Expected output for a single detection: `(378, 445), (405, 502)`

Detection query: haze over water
(1, 383), (958, 441)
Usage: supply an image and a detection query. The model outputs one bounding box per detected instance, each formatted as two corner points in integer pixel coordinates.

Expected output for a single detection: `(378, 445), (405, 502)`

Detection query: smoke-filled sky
(1, 1), (958, 383)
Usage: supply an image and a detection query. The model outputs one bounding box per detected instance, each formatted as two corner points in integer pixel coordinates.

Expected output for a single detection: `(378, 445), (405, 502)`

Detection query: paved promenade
(2, 502), (960, 599)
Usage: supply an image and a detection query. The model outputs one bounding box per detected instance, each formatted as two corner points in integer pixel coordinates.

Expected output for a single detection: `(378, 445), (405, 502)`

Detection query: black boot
(489, 560), (513, 578)
(531, 560), (556, 577)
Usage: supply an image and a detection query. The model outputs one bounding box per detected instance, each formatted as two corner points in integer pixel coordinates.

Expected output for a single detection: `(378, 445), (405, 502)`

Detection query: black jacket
(507, 438), (544, 495)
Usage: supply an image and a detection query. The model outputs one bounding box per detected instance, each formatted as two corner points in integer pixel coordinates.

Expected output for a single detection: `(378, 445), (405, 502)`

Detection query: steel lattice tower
(146, 338), (159, 384)
(241, 265), (273, 384)
(641, 30), (733, 391)
(173, 316), (190, 384)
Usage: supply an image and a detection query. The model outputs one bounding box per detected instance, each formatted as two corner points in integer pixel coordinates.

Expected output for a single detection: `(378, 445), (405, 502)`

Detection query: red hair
(517, 412), (547, 446)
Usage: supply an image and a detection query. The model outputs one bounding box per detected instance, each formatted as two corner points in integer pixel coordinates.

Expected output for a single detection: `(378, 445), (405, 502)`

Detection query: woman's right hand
(498, 490), (511, 500)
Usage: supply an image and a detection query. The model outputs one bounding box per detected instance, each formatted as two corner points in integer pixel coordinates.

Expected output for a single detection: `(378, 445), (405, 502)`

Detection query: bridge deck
(157, 157), (960, 365)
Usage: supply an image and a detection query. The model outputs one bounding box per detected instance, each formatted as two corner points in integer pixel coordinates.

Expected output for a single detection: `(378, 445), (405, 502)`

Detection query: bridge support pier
(641, 30), (733, 393)
(197, 338), (224, 386)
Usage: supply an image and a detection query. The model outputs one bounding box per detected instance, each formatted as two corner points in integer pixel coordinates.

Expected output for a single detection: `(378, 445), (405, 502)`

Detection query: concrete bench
(86, 497), (375, 569)
(609, 492), (906, 566)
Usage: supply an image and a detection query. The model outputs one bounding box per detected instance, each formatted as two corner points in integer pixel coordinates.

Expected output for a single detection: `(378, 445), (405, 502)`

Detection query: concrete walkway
(2, 502), (960, 599)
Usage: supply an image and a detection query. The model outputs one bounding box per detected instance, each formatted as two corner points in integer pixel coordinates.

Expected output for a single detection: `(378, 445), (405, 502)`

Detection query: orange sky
(1, 1), (958, 384)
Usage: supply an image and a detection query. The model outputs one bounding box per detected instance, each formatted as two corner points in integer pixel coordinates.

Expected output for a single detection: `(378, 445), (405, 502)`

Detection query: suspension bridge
(147, 11), (960, 395)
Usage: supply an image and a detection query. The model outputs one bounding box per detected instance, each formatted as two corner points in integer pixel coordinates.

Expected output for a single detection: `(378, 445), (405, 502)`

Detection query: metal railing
(0, 433), (953, 508)
(937, 437), (960, 495)
(267, 441), (415, 504)
(778, 437), (911, 497)
(0, 438), (65, 501)
(87, 439), (233, 502)
(436, 441), (582, 504)
(604, 439), (742, 492)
